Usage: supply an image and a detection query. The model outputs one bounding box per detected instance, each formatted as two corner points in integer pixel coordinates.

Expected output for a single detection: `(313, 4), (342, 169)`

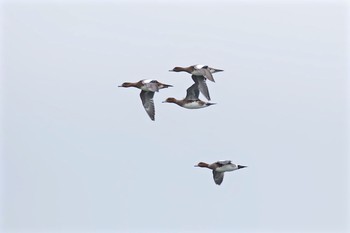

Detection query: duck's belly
(216, 165), (236, 172)
(183, 102), (205, 109)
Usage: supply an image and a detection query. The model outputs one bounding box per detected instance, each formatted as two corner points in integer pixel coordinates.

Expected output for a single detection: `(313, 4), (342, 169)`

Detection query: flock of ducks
(119, 64), (247, 185)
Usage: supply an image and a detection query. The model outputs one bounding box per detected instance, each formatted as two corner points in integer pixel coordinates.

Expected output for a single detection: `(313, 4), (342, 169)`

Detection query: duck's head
(169, 67), (183, 72)
(118, 82), (133, 88)
(194, 162), (209, 168)
(162, 97), (177, 103)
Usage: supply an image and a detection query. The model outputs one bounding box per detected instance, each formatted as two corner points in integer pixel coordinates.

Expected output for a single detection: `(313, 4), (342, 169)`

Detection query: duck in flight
(169, 65), (223, 100)
(169, 64), (223, 82)
(119, 79), (172, 121)
(195, 160), (247, 185)
(162, 82), (216, 109)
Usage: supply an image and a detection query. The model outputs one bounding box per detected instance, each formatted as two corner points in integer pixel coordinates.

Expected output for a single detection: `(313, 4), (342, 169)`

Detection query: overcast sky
(1, 1), (349, 233)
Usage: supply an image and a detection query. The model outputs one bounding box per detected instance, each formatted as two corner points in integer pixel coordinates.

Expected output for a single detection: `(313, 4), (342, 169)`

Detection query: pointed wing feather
(194, 68), (215, 82)
(212, 170), (224, 185)
(202, 68), (215, 82)
(191, 75), (210, 101)
(140, 91), (155, 121)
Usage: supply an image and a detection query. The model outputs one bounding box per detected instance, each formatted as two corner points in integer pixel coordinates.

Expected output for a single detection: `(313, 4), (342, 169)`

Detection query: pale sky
(0, 1), (349, 233)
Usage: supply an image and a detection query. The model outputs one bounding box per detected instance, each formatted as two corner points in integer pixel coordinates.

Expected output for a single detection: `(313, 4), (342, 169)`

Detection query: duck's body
(163, 83), (216, 109)
(164, 98), (215, 109)
(120, 79), (172, 92)
(170, 64), (223, 82)
(195, 160), (247, 185)
(119, 79), (172, 121)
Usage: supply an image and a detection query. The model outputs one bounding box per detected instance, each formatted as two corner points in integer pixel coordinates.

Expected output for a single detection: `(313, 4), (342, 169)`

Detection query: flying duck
(162, 83), (216, 109)
(195, 160), (247, 185)
(119, 79), (172, 121)
(169, 64), (223, 82)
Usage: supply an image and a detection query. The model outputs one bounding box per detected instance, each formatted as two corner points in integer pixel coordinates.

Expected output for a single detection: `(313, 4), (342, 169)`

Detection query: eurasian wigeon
(195, 160), (247, 185)
(119, 79), (172, 121)
(162, 83), (216, 109)
(169, 64), (223, 82)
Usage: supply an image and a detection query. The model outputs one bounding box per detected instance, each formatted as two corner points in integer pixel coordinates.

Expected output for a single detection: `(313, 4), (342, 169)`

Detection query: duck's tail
(212, 68), (224, 73)
(160, 84), (173, 89)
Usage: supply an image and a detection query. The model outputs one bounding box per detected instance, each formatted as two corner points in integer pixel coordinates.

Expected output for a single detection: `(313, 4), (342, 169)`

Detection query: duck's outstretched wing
(195, 67), (215, 82)
(212, 170), (224, 185)
(191, 75), (210, 101)
(140, 90), (155, 121)
(185, 83), (200, 100)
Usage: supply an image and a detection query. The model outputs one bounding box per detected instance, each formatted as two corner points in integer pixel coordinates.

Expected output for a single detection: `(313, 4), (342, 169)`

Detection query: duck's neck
(175, 99), (186, 106)
(123, 82), (139, 88)
(198, 162), (210, 168)
(177, 66), (193, 73)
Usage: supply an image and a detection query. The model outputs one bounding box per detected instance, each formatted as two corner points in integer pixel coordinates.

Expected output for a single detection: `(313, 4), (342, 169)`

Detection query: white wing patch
(142, 79), (154, 84)
(194, 64), (205, 69)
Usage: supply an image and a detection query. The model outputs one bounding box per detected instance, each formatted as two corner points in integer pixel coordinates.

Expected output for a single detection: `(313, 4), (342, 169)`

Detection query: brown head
(169, 67), (183, 72)
(169, 66), (193, 73)
(194, 162), (210, 168)
(162, 97), (177, 104)
(118, 82), (135, 88)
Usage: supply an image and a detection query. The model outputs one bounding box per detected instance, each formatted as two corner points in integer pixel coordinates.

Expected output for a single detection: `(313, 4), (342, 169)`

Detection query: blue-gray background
(1, 1), (349, 233)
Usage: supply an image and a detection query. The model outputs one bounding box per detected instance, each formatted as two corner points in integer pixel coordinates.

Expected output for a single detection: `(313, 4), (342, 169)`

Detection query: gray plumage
(197, 66), (215, 82)
(185, 83), (200, 100)
(140, 91), (155, 121)
(191, 75), (210, 101)
(144, 81), (160, 92)
(212, 170), (225, 185)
